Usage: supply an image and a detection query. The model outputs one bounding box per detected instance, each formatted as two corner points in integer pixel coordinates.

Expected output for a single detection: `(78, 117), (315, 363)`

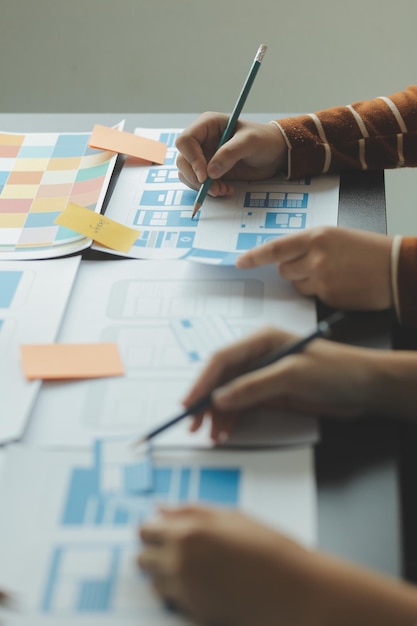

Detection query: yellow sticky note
(55, 203), (139, 252)
(20, 343), (125, 380)
(89, 124), (167, 165)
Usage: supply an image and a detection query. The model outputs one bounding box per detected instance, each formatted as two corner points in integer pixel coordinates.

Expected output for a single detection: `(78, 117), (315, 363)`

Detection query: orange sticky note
(89, 124), (167, 164)
(55, 203), (139, 252)
(20, 343), (125, 380)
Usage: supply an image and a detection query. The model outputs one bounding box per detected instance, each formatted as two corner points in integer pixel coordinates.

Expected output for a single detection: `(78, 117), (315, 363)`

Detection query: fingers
(137, 546), (170, 575)
(212, 359), (290, 412)
(205, 132), (254, 179)
(191, 409), (239, 443)
(236, 230), (311, 269)
(175, 114), (285, 196)
(182, 327), (299, 439)
(209, 411), (239, 443)
(139, 517), (169, 547)
(182, 326), (287, 411)
(139, 505), (212, 544)
(278, 256), (312, 282)
(138, 506), (211, 575)
(176, 113), (227, 176)
(176, 112), (233, 195)
(177, 154), (234, 197)
(288, 279), (315, 300)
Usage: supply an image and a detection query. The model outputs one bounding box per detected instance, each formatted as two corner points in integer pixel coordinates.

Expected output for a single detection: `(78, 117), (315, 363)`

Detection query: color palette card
(0, 126), (121, 260)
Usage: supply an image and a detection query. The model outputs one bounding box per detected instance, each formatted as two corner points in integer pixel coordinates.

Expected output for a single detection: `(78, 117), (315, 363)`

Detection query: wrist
(362, 349), (417, 419)
(268, 121), (289, 176)
(390, 235), (402, 319)
(307, 549), (417, 626)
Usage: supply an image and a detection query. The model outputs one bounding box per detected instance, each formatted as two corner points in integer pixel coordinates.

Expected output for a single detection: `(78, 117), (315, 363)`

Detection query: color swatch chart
(0, 130), (117, 259)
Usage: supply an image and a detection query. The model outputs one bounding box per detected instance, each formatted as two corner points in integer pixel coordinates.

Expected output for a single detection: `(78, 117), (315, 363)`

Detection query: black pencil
(134, 310), (345, 445)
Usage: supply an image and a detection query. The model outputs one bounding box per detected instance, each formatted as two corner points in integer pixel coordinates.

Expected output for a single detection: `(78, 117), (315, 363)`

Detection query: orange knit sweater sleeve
(275, 85), (417, 180)
(275, 85), (417, 327)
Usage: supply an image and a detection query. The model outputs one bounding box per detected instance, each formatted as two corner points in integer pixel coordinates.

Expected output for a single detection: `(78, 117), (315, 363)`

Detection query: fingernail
(217, 431), (229, 443)
(195, 169), (205, 184)
(213, 387), (231, 407)
(208, 162), (223, 179)
(235, 255), (247, 268)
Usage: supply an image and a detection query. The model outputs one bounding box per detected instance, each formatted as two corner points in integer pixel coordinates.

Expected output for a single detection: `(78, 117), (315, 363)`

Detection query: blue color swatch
(0, 270), (22, 307)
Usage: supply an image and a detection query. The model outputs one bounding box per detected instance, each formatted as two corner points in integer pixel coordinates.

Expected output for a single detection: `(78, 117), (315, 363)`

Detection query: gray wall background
(1, 0), (416, 235)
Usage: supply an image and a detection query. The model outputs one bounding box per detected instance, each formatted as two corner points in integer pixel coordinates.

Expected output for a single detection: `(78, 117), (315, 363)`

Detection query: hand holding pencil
(190, 44), (267, 218)
(176, 115), (287, 205)
(180, 311), (392, 443)
(174, 45), (291, 217)
(135, 312), (346, 446)
(181, 313), (366, 443)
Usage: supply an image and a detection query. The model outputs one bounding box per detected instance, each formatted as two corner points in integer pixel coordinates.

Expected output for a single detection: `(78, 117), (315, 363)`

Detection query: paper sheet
(93, 128), (340, 264)
(0, 256), (81, 443)
(25, 258), (318, 449)
(0, 443), (316, 624)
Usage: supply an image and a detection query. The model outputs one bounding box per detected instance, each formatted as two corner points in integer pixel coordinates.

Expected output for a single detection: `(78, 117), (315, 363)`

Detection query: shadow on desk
(315, 308), (417, 582)
(315, 304), (403, 577)
(393, 320), (417, 583)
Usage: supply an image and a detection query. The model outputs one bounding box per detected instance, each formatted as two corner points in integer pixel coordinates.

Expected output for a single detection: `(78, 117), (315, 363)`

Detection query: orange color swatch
(89, 124), (167, 164)
(20, 343), (125, 380)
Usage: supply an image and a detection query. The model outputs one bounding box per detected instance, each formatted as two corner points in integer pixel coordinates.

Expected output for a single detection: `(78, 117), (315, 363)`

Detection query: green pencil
(191, 43), (268, 219)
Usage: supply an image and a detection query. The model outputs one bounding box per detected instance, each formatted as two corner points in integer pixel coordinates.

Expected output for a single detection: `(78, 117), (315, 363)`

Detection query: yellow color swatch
(0, 133), (24, 146)
(1, 184), (39, 199)
(55, 202), (139, 252)
(89, 124), (167, 164)
(20, 342), (125, 380)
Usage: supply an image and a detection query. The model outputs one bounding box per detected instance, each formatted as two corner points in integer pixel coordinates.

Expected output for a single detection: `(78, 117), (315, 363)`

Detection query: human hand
(175, 113), (287, 197)
(236, 226), (393, 310)
(138, 505), (417, 626)
(181, 326), (389, 442)
(138, 505), (316, 626)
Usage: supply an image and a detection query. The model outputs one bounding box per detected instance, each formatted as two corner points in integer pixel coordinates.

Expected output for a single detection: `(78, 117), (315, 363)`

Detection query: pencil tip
(131, 436), (146, 448)
(191, 202), (201, 220)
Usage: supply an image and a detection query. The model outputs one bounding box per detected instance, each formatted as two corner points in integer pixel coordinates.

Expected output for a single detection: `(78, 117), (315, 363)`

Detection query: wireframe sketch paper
(0, 256), (81, 443)
(0, 443), (316, 624)
(93, 128), (340, 264)
(26, 258), (318, 449)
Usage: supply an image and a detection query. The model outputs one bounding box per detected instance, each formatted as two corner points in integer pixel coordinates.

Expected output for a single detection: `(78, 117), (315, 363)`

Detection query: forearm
(363, 349), (417, 419)
(392, 236), (417, 327)
(274, 84), (417, 179)
(309, 550), (417, 626)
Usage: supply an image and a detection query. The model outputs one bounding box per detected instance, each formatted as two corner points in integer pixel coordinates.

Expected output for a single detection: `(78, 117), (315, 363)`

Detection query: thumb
(207, 136), (244, 179)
